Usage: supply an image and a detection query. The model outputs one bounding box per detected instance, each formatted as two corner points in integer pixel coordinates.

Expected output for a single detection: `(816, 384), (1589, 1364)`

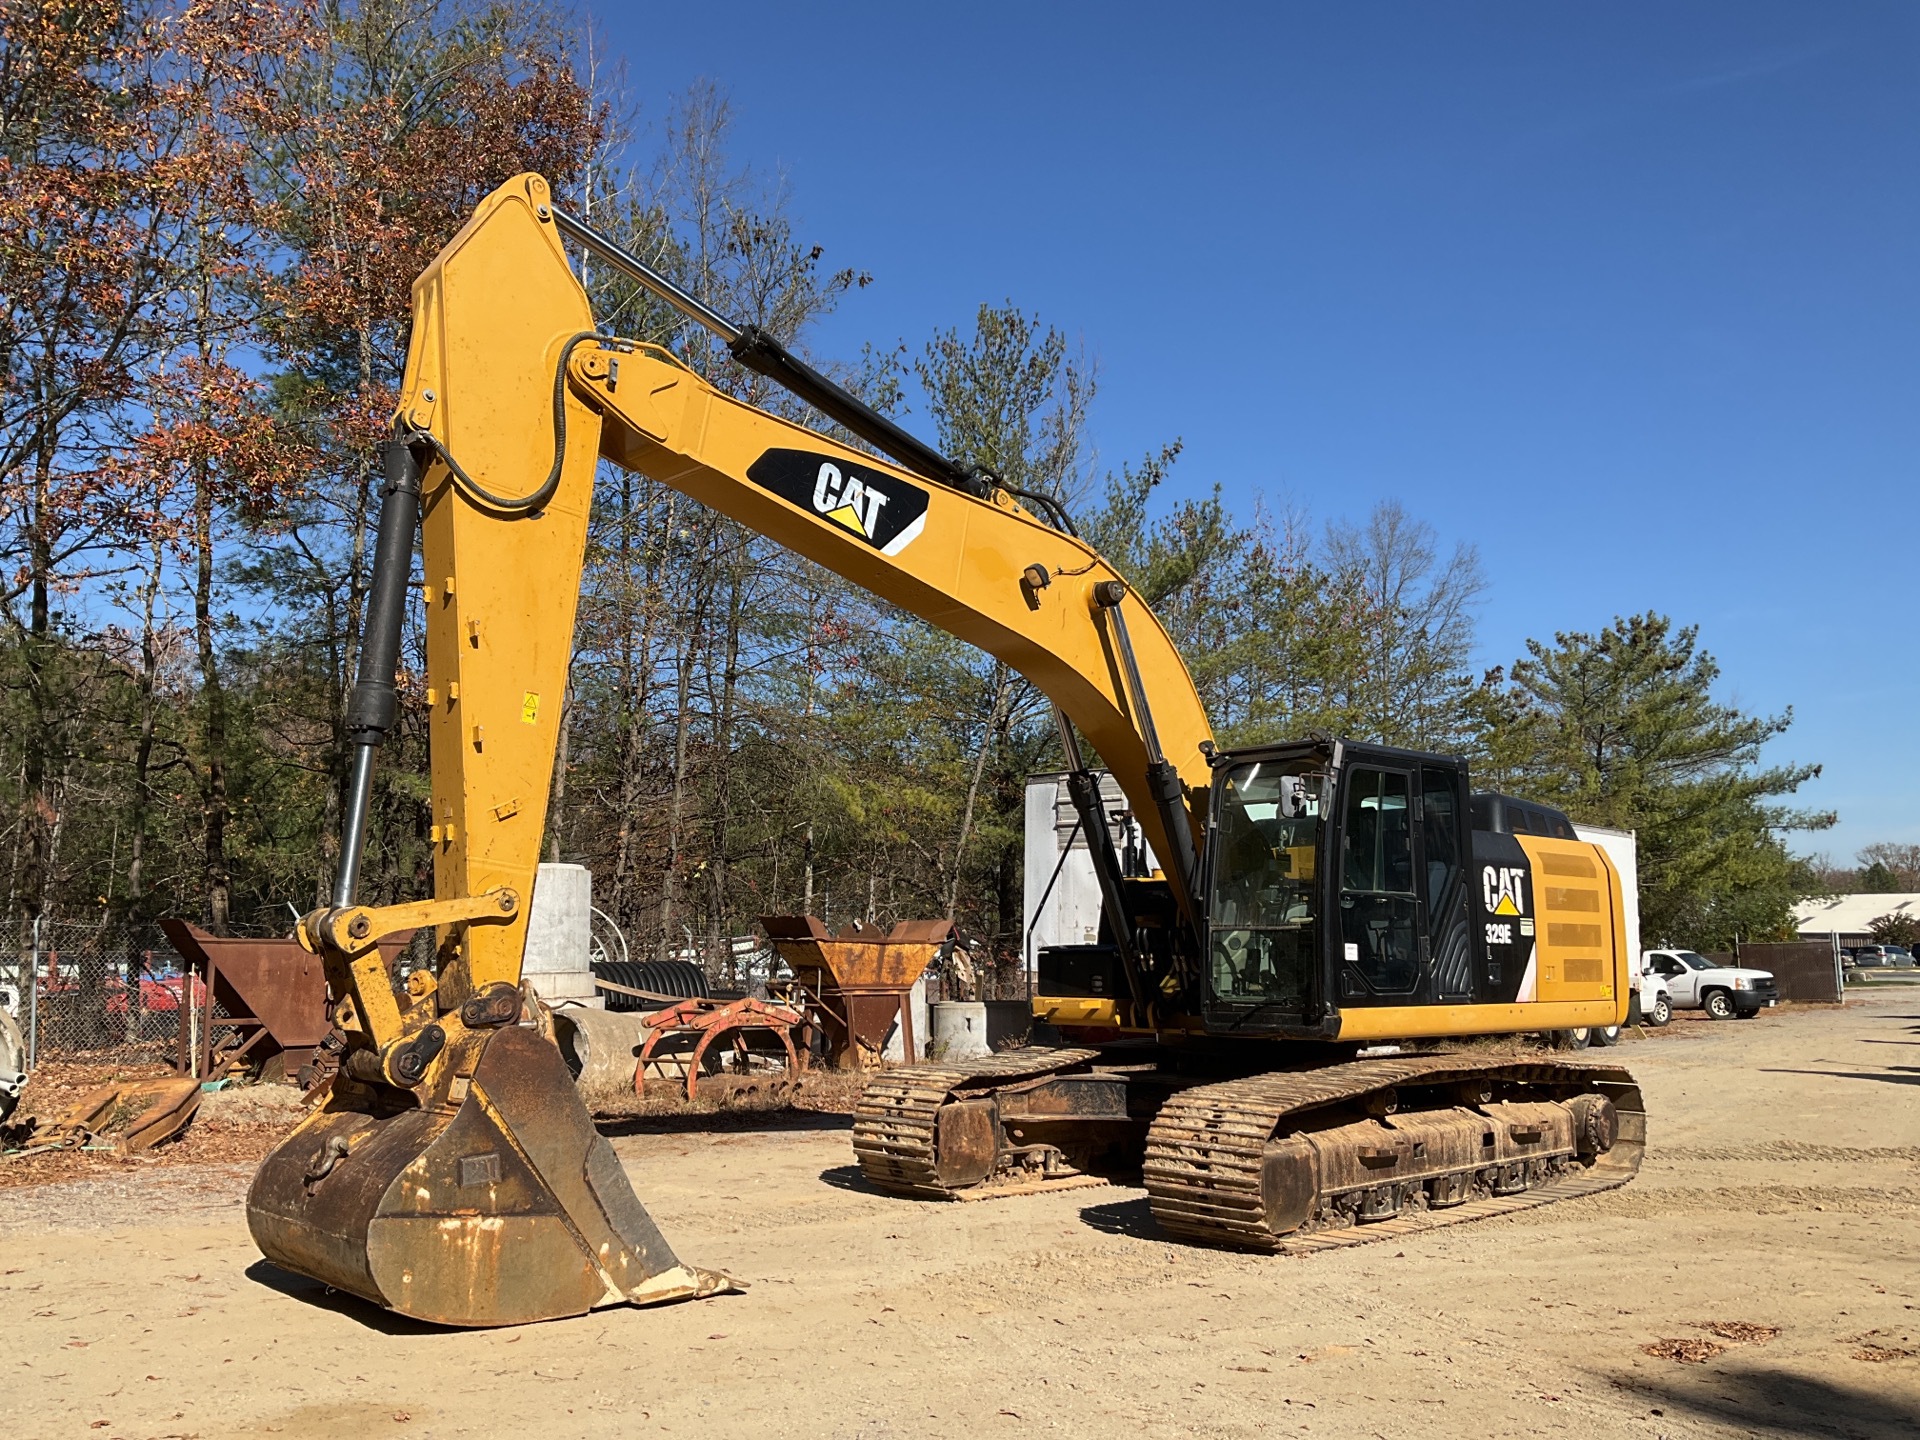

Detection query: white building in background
(1793, 892), (1920, 947)
(1022, 771), (1155, 972)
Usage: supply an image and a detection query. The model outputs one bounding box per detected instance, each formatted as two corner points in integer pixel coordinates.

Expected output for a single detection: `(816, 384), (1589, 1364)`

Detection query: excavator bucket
(246, 1024), (733, 1327)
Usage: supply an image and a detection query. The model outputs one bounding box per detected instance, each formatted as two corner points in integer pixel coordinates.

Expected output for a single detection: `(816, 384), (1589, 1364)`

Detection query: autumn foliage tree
(240, 0), (601, 908)
(0, 1), (601, 957)
(0, 0), (301, 950)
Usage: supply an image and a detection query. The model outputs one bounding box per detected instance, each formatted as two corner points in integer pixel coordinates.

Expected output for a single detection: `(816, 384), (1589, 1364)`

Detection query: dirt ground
(4, 992), (1917, 1440)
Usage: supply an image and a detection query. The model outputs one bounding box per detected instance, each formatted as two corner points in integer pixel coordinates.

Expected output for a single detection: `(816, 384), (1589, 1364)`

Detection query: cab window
(1338, 767), (1419, 994)
(1207, 759), (1323, 1009)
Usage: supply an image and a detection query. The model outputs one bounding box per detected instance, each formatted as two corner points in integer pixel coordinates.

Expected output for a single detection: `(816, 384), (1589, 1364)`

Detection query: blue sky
(588, 1), (1918, 861)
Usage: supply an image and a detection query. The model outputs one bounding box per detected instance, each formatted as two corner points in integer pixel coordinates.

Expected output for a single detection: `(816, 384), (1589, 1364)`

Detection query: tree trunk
(657, 612), (699, 957)
(191, 259), (233, 932)
(125, 534), (165, 919)
(15, 388), (57, 979)
(193, 447), (231, 933)
(610, 475), (661, 928)
(801, 821), (814, 916)
(706, 545), (745, 950)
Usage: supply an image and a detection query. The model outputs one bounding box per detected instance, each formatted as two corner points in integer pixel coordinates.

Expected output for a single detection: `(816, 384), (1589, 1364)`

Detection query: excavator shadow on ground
(1759, 1067), (1920, 1089)
(1622, 1365), (1920, 1440)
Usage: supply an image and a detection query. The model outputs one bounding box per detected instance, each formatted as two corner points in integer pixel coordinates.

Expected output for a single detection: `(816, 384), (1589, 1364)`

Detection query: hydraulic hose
(405, 331), (605, 514)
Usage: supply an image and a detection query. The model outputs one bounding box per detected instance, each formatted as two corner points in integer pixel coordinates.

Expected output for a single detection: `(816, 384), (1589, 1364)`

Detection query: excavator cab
(1202, 746), (1329, 1027)
(1199, 739), (1482, 1035)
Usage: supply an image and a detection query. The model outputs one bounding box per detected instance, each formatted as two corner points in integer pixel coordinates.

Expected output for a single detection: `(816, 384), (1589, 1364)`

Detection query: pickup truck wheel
(1703, 990), (1735, 1020)
(1735, 1008), (1760, 1020)
(1548, 1027), (1590, 1050)
(1648, 996), (1672, 1027)
(1588, 1024), (1621, 1047)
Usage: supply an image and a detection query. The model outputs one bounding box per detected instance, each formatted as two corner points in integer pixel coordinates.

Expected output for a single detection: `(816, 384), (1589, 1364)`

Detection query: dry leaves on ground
(1641, 1337), (1727, 1364)
(1844, 1330), (1917, 1363)
(1690, 1321), (1780, 1344)
(1853, 1345), (1918, 1362)
(2, 1061), (303, 1189)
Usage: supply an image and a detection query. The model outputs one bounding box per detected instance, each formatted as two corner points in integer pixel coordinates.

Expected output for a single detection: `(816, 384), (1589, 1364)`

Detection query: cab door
(1334, 764), (1422, 1000)
(1418, 763), (1474, 1000)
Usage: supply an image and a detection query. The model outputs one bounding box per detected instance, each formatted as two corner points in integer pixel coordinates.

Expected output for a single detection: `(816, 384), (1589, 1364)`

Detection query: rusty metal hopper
(762, 917), (950, 1068)
(159, 920), (413, 1083)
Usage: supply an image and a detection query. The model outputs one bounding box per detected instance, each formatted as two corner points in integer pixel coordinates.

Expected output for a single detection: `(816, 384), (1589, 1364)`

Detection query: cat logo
(1482, 865), (1528, 917)
(746, 448), (930, 556)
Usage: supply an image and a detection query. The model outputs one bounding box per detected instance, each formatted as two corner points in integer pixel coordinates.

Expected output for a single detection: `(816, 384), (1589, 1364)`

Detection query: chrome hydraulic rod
(552, 206), (992, 499)
(551, 209), (741, 342)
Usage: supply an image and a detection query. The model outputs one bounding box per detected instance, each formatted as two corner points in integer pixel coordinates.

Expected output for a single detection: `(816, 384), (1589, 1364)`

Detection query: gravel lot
(4, 990), (1916, 1439)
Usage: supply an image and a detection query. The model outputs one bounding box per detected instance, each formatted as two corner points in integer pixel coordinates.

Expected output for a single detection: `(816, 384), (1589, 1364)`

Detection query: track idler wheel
(247, 1024), (734, 1327)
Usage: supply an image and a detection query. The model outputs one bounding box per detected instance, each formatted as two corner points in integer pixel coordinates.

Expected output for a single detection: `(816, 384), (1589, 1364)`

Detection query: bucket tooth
(247, 1024), (734, 1326)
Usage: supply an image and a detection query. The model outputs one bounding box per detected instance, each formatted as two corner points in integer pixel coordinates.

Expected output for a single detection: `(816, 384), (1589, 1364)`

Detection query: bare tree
(1322, 500), (1485, 750)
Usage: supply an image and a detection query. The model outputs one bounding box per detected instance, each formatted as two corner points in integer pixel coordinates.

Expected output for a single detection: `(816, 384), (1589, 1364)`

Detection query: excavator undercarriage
(854, 1047), (1643, 1253)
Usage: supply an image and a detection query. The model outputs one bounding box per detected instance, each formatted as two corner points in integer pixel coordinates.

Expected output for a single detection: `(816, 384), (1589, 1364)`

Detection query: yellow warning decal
(520, 691), (540, 724)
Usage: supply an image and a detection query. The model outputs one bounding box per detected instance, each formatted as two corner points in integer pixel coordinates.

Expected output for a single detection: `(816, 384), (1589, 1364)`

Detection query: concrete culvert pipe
(550, 1005), (653, 1097)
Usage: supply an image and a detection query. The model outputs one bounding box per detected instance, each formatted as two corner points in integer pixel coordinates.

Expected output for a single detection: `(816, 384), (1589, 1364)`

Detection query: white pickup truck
(1630, 965), (1674, 1028)
(1642, 948), (1779, 1020)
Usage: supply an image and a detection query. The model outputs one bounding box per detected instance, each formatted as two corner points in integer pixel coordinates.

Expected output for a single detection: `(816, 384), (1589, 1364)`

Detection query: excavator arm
(248, 173), (1216, 1327)
(391, 171), (1216, 1013)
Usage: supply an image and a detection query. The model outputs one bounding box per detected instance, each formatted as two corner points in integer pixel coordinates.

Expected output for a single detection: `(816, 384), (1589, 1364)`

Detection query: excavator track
(853, 1047), (1102, 1198)
(1144, 1054), (1644, 1254)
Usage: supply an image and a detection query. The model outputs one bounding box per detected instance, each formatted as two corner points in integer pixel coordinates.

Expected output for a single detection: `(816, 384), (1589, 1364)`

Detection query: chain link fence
(2, 918), (216, 1068)
(2, 912), (1034, 1071)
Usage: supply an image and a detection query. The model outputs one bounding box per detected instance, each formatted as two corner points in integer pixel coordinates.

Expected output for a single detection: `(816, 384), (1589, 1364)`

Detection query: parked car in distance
(1642, 949), (1778, 1019)
(1846, 945), (1914, 969)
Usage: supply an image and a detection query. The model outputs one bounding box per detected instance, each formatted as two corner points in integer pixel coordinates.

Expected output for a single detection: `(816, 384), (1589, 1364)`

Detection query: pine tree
(1475, 613), (1830, 948)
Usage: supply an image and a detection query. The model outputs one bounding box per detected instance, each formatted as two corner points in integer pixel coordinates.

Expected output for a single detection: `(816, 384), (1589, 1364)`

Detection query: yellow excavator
(250, 173), (1641, 1327)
